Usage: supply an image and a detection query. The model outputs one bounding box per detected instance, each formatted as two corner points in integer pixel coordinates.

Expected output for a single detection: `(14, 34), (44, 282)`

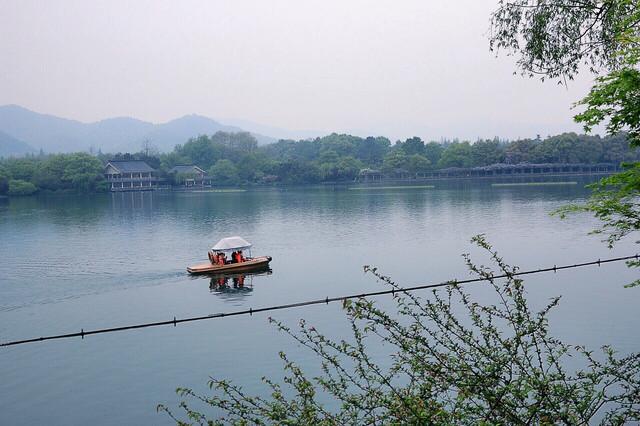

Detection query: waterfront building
(357, 168), (383, 182)
(168, 165), (211, 187)
(104, 160), (160, 191)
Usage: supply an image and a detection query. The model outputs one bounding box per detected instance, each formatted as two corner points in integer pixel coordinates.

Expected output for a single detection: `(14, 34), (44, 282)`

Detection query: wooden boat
(188, 255), (272, 274)
(187, 236), (273, 275)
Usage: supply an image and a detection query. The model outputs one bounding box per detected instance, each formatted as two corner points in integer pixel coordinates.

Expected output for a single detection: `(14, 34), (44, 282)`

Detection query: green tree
(356, 136), (391, 165)
(262, 139), (321, 163)
(601, 133), (639, 163)
(535, 133), (603, 164)
(33, 154), (66, 190)
(424, 142), (444, 167)
(211, 131), (258, 154)
(318, 149), (339, 165)
(470, 139), (505, 166)
(406, 154), (431, 174)
(210, 159), (240, 186)
(400, 136), (425, 156)
(316, 134), (359, 158)
(160, 150), (190, 171)
(178, 135), (223, 170)
(575, 65), (640, 147)
(490, 0), (639, 81)
(8, 179), (37, 195)
(6, 158), (37, 182)
(382, 149), (409, 173)
(61, 153), (106, 192)
(437, 141), (473, 168)
(269, 159), (321, 184)
(505, 138), (540, 164)
(160, 237), (640, 424)
(335, 156), (362, 180)
(236, 152), (269, 183)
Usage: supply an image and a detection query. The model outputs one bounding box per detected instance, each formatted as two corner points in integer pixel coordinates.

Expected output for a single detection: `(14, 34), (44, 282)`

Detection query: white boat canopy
(211, 236), (252, 251)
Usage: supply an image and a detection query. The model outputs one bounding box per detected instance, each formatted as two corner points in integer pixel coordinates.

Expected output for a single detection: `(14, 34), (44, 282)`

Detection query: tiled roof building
(104, 160), (161, 191)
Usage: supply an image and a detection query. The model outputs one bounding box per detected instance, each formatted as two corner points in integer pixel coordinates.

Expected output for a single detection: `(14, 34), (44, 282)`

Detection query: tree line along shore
(0, 131), (636, 196)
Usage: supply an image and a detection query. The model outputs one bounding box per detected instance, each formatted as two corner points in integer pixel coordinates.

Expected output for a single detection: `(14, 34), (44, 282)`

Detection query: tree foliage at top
(490, 0), (640, 80)
(576, 63), (640, 147)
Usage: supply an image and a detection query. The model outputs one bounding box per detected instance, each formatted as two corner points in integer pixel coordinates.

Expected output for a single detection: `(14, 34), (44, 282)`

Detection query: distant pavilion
(104, 160), (159, 191)
(168, 165), (211, 187)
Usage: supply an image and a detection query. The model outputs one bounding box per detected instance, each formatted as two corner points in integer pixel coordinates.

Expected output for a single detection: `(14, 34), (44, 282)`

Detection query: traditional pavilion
(104, 160), (159, 191)
(168, 165), (211, 187)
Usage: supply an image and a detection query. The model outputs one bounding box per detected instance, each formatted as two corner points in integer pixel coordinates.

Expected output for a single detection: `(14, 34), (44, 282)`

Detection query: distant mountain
(85, 117), (154, 151)
(222, 118), (324, 141)
(0, 130), (36, 157)
(142, 114), (274, 152)
(0, 105), (88, 152)
(0, 105), (276, 154)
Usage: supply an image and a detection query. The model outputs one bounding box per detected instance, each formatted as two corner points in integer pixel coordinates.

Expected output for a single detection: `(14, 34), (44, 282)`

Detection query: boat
(187, 236), (272, 275)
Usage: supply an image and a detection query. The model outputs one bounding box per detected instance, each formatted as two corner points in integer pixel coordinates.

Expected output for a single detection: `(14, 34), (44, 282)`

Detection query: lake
(0, 180), (637, 425)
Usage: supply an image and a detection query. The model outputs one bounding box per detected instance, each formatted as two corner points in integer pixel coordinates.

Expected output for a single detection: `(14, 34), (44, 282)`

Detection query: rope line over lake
(1, 254), (637, 348)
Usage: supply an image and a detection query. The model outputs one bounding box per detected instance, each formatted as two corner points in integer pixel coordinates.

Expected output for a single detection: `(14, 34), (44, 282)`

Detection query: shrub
(8, 179), (37, 196)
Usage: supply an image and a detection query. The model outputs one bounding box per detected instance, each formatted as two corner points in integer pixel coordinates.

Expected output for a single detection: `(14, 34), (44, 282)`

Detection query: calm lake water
(0, 180), (638, 425)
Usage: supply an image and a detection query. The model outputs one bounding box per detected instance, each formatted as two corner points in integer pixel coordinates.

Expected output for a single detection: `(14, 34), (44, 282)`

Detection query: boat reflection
(206, 267), (273, 301)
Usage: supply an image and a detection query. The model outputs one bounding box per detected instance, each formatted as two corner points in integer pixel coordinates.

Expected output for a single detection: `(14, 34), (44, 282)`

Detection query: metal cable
(1, 253), (637, 348)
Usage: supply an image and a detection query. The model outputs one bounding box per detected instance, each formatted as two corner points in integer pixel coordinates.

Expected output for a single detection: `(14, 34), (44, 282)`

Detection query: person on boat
(218, 253), (227, 265)
(237, 250), (244, 262)
(231, 251), (238, 264)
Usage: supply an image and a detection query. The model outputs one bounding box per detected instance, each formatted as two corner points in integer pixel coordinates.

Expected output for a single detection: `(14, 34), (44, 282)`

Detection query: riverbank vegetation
(0, 152), (106, 195)
(0, 131), (637, 195)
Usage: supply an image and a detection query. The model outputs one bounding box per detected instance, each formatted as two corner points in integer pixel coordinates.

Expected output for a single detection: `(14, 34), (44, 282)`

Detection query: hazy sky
(1, 0), (598, 141)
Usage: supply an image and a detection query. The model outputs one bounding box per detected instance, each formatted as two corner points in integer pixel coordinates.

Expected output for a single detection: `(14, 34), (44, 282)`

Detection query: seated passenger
(237, 250), (244, 262)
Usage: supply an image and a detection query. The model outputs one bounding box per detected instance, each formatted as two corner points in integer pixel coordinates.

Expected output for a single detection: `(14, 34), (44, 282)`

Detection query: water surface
(0, 181), (637, 424)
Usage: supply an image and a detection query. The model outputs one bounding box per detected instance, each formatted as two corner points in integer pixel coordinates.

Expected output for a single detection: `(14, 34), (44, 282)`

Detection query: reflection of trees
(6, 193), (111, 227)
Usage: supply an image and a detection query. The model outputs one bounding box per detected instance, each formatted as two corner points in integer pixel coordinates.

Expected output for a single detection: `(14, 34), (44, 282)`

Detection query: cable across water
(1, 253), (637, 348)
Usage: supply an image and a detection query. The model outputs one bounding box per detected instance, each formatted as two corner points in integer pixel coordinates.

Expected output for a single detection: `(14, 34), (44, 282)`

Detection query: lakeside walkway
(356, 163), (620, 183)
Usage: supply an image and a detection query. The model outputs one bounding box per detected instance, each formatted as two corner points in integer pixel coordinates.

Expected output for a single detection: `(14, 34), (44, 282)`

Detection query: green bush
(8, 179), (38, 196)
